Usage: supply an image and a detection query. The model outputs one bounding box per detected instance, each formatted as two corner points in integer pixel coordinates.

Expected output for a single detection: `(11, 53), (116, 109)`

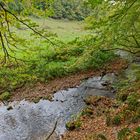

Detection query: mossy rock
(7, 106), (13, 111)
(0, 92), (11, 101)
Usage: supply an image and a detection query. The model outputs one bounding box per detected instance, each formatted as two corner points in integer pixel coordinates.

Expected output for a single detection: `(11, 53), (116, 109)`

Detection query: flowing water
(0, 73), (116, 140)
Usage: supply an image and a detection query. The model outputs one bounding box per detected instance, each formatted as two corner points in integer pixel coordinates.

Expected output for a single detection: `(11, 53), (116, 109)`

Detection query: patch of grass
(106, 115), (111, 126)
(0, 92), (11, 101)
(0, 39), (115, 92)
(112, 115), (121, 126)
(118, 127), (140, 140)
(126, 93), (140, 111)
(66, 119), (82, 131)
(117, 92), (129, 102)
(135, 127), (140, 133)
(117, 128), (131, 140)
(97, 134), (107, 140)
(81, 107), (93, 117)
(31, 18), (91, 42)
(84, 96), (102, 105)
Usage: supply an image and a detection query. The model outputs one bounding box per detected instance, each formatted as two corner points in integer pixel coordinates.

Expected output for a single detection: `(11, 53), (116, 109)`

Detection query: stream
(0, 73), (116, 140)
(0, 51), (139, 140)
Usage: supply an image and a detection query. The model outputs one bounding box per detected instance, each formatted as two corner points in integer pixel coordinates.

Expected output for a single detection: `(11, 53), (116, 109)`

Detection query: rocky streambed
(0, 73), (117, 140)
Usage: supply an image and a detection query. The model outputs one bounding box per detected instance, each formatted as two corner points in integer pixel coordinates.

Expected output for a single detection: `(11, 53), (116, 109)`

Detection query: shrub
(112, 115), (121, 126)
(97, 134), (107, 140)
(131, 114), (140, 123)
(127, 93), (140, 111)
(135, 127), (140, 133)
(81, 107), (93, 117)
(106, 115), (111, 126)
(66, 118), (82, 131)
(117, 128), (131, 140)
(117, 92), (129, 102)
(0, 92), (11, 101)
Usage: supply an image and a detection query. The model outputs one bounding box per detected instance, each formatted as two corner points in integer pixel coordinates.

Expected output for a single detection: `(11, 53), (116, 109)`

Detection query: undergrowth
(0, 36), (116, 93)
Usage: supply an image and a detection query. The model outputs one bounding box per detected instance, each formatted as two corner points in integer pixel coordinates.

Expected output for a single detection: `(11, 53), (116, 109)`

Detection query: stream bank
(0, 58), (128, 140)
(0, 73), (117, 140)
(62, 56), (140, 140)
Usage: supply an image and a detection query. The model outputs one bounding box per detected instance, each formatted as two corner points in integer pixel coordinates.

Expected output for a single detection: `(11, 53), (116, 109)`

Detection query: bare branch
(3, 7), (17, 42)
(4, 34), (16, 53)
(121, 0), (138, 21)
(0, 31), (9, 63)
(46, 120), (57, 140)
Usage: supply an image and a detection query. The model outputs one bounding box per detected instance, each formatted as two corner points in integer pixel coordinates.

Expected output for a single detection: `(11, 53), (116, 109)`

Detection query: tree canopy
(0, 0), (140, 63)
(85, 0), (140, 55)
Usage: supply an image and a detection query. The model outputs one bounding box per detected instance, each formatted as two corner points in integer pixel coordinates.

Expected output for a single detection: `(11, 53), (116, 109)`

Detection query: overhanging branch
(0, 3), (56, 46)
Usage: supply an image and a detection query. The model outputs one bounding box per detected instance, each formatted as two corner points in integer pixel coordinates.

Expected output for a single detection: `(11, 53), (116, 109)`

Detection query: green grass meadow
(32, 18), (91, 42)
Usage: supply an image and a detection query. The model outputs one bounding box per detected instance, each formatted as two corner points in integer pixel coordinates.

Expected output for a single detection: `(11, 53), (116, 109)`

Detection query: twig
(46, 120), (58, 140)
(120, 0), (138, 21)
(0, 31), (9, 63)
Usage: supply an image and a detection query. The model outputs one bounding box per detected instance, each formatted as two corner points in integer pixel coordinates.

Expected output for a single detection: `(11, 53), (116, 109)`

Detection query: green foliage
(0, 26), (116, 91)
(66, 119), (82, 131)
(97, 134), (107, 140)
(8, 0), (23, 14)
(85, 0), (140, 55)
(106, 115), (111, 126)
(117, 92), (129, 102)
(0, 91), (11, 101)
(135, 127), (140, 133)
(127, 93), (140, 111)
(105, 114), (122, 126)
(117, 127), (140, 140)
(112, 115), (121, 126)
(6, 0), (91, 20)
(51, 0), (91, 20)
(117, 128), (131, 140)
(81, 107), (93, 117)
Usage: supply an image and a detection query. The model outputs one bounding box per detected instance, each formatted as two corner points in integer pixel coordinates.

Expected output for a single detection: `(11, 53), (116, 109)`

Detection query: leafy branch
(0, 2), (57, 63)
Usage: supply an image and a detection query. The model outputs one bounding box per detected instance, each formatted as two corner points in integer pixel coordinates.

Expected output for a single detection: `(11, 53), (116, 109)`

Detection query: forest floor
(62, 106), (140, 140)
(62, 84), (140, 140)
(62, 60), (140, 140)
(9, 58), (127, 102)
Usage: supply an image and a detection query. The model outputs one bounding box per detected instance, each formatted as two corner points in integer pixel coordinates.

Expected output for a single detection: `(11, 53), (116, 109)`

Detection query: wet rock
(7, 106), (13, 111)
